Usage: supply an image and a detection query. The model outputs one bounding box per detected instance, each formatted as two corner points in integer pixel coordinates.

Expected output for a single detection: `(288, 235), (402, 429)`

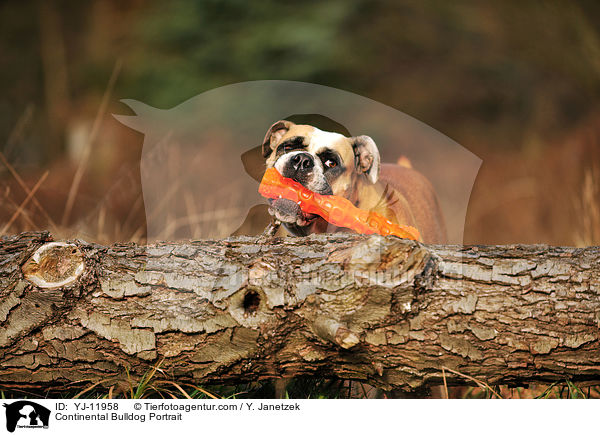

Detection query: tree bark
(1, 231), (599, 394)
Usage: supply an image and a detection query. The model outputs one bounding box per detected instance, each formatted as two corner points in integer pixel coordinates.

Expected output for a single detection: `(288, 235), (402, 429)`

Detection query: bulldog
(261, 120), (447, 243)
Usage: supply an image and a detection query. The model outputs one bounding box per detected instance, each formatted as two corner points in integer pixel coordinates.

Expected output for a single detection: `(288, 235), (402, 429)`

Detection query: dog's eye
(324, 159), (337, 168)
(319, 152), (341, 170)
(278, 137), (305, 155)
(284, 143), (300, 152)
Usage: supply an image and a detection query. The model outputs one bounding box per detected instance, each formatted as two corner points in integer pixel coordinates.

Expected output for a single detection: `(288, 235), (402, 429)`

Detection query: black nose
(290, 153), (313, 172)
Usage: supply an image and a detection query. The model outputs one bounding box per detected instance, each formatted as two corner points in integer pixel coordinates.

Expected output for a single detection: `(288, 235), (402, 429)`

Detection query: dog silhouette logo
(3, 401), (50, 433)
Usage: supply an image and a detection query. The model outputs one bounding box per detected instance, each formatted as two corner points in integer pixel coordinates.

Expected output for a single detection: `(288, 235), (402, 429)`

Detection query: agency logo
(3, 401), (50, 433)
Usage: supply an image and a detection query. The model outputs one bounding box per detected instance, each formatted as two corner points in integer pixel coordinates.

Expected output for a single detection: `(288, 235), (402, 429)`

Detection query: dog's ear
(240, 145), (266, 182)
(262, 120), (294, 158)
(353, 135), (380, 184)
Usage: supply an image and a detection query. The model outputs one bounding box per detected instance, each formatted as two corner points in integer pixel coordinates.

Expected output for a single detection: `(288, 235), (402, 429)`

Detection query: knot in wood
(22, 242), (85, 289)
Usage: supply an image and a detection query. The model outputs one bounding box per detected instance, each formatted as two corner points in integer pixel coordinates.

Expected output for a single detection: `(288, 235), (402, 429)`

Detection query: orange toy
(259, 168), (420, 240)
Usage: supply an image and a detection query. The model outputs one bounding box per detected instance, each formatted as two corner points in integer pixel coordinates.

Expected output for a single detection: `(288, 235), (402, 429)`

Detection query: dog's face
(262, 120), (381, 198)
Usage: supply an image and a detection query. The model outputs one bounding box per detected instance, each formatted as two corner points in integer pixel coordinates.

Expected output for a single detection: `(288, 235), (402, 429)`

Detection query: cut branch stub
(1, 231), (599, 394)
(0, 234), (88, 352)
(312, 318), (360, 349)
(21, 242), (85, 289)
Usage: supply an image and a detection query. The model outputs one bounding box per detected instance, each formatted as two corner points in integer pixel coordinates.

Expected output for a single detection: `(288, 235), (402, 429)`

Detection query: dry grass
(0, 170), (49, 236)
(1, 103), (599, 400)
(62, 59), (122, 226)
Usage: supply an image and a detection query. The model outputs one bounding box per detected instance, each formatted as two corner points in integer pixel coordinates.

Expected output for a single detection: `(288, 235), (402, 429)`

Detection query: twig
(441, 366), (503, 399)
(0, 151), (57, 231)
(0, 171), (49, 236)
(2, 192), (37, 229)
(154, 381), (193, 399)
(168, 382), (220, 399)
(441, 366), (449, 399)
(72, 379), (114, 400)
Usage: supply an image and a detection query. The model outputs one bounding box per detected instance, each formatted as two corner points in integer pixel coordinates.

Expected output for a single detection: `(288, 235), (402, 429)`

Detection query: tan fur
(264, 122), (447, 244)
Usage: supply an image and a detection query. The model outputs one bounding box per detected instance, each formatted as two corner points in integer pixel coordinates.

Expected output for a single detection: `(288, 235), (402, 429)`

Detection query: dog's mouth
(273, 151), (333, 195)
(295, 210), (319, 227)
(299, 211), (319, 224)
(291, 177), (333, 196)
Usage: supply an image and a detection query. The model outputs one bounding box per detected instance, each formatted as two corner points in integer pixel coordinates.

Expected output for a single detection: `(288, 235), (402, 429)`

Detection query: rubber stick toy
(259, 168), (420, 240)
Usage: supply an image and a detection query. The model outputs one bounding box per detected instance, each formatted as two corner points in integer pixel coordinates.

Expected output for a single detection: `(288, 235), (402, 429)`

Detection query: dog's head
(262, 120), (381, 198)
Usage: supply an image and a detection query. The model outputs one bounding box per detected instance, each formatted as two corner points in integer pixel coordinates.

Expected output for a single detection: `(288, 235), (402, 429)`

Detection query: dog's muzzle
(274, 151), (332, 195)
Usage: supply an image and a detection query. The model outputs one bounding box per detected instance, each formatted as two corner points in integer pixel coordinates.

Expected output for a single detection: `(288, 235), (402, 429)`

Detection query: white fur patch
(274, 151), (329, 193)
(308, 128), (346, 154)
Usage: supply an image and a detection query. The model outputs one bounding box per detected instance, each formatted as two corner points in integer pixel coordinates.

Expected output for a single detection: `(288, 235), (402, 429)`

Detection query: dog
(261, 120), (447, 244)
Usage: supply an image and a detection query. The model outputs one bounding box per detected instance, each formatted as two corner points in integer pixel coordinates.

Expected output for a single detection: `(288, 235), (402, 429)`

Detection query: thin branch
(0, 171), (49, 236)
(441, 366), (503, 399)
(442, 366), (449, 399)
(0, 151), (57, 231)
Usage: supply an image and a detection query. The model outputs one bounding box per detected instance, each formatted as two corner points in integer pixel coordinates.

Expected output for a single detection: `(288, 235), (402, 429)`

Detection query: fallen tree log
(0, 231), (599, 394)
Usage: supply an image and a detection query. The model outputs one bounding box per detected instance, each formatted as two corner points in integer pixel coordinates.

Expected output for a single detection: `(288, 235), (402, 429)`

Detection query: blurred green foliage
(1, 0), (599, 161)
